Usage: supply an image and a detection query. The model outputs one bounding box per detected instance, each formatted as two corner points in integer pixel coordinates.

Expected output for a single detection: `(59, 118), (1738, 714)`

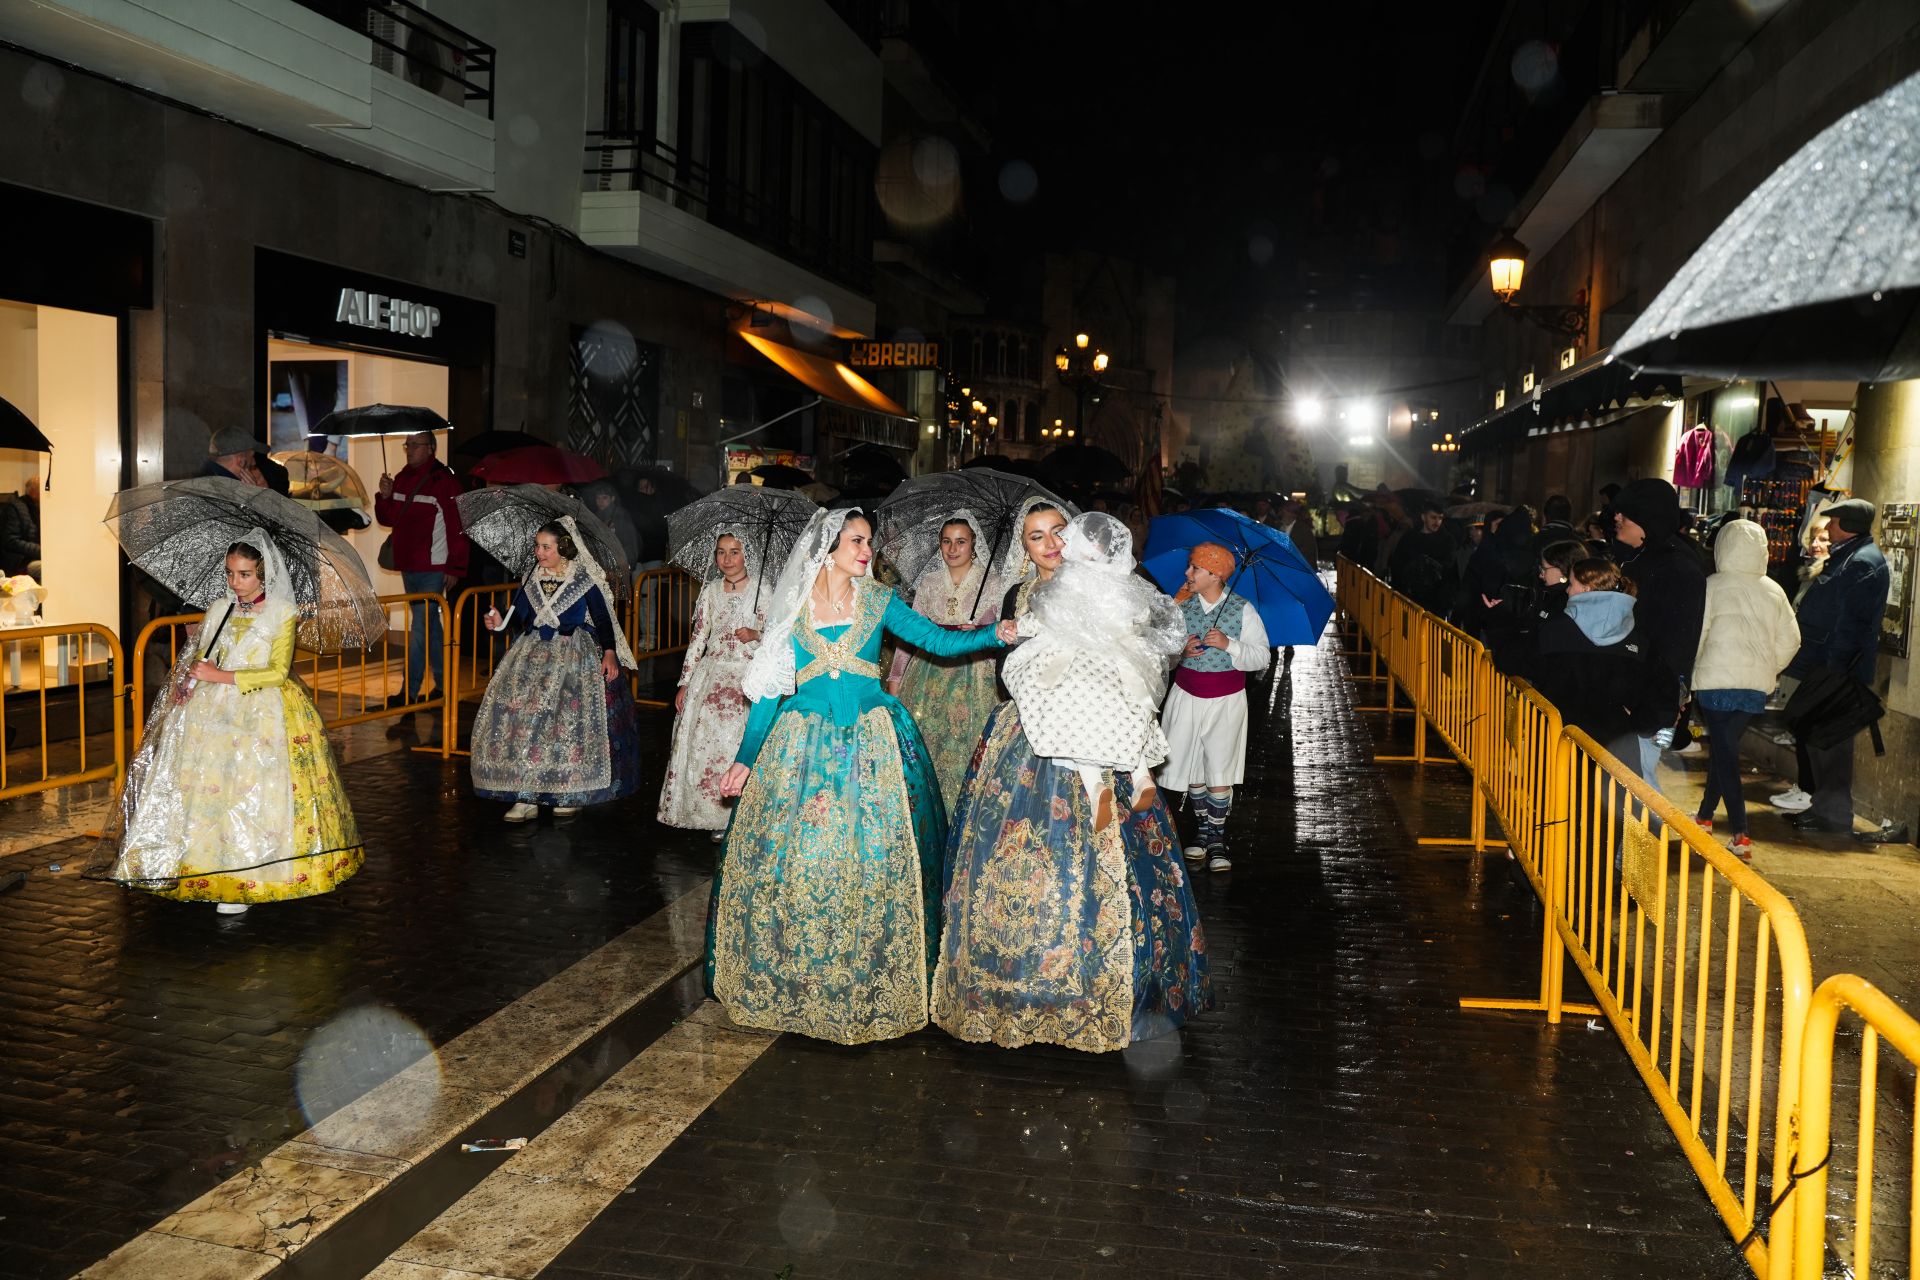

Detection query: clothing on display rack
(1673, 424), (1715, 490)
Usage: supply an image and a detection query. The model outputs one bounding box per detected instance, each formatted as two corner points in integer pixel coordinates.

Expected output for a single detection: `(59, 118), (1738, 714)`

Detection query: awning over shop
(739, 331), (910, 418)
(1463, 349), (1688, 451)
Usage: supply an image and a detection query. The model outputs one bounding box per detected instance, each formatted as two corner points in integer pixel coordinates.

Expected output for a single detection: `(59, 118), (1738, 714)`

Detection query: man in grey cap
(202, 427), (267, 486)
(1784, 498), (1889, 834)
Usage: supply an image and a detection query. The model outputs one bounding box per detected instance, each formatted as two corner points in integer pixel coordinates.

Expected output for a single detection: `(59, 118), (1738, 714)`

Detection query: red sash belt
(1175, 667), (1246, 698)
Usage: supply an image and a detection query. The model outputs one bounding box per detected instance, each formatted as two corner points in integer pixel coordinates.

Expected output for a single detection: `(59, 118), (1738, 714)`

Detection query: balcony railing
(289, 0), (495, 117)
(584, 132), (874, 295)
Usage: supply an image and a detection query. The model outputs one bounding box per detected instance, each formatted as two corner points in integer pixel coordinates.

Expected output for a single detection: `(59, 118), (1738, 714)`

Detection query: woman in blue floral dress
(934, 512), (1212, 1052)
(706, 508), (1014, 1045)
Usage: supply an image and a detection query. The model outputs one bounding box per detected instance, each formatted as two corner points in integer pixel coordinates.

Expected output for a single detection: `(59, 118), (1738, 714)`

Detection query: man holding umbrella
(1159, 542), (1271, 871)
(375, 431), (468, 709)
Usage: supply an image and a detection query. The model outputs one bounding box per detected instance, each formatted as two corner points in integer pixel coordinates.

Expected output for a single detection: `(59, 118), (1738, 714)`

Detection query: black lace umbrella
(875, 467), (1075, 614)
(103, 476), (385, 652)
(455, 485), (632, 598)
(666, 485), (818, 604)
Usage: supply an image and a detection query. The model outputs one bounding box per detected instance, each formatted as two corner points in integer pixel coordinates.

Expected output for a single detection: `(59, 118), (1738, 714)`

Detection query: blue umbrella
(1142, 508), (1334, 645)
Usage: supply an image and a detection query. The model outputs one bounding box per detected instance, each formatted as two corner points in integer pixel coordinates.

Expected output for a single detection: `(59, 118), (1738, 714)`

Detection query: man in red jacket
(375, 432), (468, 709)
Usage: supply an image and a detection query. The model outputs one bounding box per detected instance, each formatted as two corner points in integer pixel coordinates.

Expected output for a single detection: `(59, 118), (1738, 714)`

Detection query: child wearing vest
(1159, 543), (1272, 870)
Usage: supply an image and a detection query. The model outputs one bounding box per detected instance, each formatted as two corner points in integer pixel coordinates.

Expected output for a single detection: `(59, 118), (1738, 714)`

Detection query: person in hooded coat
(1454, 504), (1536, 645)
(1690, 519), (1801, 857)
(1610, 478), (1707, 781)
(1501, 558), (1648, 745)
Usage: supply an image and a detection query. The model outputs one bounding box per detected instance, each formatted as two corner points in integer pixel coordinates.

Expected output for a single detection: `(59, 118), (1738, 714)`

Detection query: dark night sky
(953, 0), (1509, 320)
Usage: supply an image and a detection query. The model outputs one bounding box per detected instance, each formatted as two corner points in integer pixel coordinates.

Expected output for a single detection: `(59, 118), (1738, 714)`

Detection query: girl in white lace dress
(659, 532), (763, 836)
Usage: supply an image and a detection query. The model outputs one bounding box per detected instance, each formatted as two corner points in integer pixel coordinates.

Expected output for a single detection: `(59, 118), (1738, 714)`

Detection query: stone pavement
(537, 639), (1743, 1280)
(0, 636), (1756, 1279)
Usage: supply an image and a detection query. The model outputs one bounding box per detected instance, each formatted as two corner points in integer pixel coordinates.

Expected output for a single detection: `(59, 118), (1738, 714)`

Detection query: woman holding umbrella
(658, 530), (764, 837)
(1159, 542), (1272, 872)
(100, 532), (364, 912)
(706, 507), (1014, 1045)
(934, 512), (1211, 1053)
(472, 517), (641, 821)
(885, 512), (1004, 808)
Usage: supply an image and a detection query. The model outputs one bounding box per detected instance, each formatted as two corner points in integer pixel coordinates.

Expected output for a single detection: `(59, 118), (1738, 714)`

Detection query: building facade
(0, 0), (892, 637)
(1442, 0), (1920, 829)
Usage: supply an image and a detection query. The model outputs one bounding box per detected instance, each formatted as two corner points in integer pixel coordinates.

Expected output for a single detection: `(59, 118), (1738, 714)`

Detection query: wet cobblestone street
(0, 634), (1750, 1278)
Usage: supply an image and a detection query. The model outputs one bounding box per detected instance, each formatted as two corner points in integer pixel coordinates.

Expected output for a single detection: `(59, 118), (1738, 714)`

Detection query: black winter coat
(1500, 611), (1654, 745)
(1617, 533), (1707, 718)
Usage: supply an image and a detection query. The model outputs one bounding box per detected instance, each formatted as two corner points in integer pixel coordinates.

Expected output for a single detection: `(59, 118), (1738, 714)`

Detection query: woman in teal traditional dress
(707, 507), (1014, 1045)
(885, 512), (1003, 810)
(934, 512), (1212, 1053)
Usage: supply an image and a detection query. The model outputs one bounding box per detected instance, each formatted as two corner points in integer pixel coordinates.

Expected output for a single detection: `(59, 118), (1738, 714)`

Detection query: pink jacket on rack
(1673, 426), (1714, 489)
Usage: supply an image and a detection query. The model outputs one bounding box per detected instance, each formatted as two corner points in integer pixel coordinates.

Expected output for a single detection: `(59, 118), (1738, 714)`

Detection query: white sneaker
(552, 806), (580, 818)
(1677, 741), (1705, 756)
(1183, 845), (1206, 864)
(709, 830), (726, 844)
(504, 802), (539, 823)
(1771, 731), (1796, 747)
(215, 902), (249, 915)
(1207, 851), (1232, 872)
(1770, 787), (1812, 812)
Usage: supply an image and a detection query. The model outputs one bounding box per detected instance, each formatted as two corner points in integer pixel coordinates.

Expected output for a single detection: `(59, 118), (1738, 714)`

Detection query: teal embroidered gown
(704, 579), (1005, 1044)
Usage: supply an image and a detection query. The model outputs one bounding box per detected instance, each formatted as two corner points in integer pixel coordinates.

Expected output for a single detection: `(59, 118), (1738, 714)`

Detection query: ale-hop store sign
(337, 287), (442, 339)
(845, 339), (942, 369)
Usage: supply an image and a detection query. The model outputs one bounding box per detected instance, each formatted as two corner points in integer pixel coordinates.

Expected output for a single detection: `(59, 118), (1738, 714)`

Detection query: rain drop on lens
(295, 1005), (438, 1131)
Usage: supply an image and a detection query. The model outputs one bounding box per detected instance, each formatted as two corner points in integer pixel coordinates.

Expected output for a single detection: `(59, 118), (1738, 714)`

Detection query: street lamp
(1487, 231), (1587, 340)
(1054, 330), (1109, 435)
(1430, 433), (1460, 453)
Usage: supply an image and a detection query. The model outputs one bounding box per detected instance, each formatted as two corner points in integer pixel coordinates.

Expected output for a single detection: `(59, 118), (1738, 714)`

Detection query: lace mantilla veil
(741, 507), (856, 703)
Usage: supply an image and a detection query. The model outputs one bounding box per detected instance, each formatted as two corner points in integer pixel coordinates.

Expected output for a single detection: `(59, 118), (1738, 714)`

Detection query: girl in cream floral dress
(659, 532), (763, 836)
(100, 534), (363, 913)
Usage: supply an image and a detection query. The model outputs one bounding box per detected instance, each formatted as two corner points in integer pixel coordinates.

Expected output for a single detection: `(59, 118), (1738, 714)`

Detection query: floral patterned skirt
(933, 701), (1212, 1052)
(704, 701), (946, 1044)
(472, 631), (641, 807)
(657, 656), (751, 830)
(897, 646), (1002, 812)
(107, 681), (363, 905)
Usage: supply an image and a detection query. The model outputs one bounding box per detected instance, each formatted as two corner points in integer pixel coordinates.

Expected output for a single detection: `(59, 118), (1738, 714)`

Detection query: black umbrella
(876, 467), (1075, 616)
(747, 463), (815, 490)
(1040, 444), (1130, 488)
(1615, 66), (1920, 381)
(838, 443), (909, 493)
(962, 453), (1051, 483)
(666, 485), (818, 606)
(313, 404), (451, 472)
(103, 476), (385, 652)
(628, 466), (700, 512)
(0, 395), (53, 453)
(455, 486), (633, 598)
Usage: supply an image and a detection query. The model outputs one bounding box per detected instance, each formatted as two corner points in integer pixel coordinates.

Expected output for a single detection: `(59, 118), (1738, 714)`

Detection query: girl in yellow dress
(100, 533), (364, 913)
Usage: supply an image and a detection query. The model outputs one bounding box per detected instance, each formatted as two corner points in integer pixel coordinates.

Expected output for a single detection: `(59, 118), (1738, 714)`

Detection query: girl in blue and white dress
(934, 512), (1212, 1054)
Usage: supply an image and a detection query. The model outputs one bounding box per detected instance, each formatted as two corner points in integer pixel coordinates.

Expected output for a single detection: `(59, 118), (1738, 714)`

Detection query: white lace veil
(742, 507), (858, 702)
(207, 527), (298, 653)
(909, 510), (993, 624)
(522, 516), (640, 670)
(1017, 511), (1186, 701)
(996, 495), (1073, 590)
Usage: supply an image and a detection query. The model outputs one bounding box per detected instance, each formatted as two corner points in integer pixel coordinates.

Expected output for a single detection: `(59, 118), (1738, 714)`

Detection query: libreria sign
(336, 288), (442, 340)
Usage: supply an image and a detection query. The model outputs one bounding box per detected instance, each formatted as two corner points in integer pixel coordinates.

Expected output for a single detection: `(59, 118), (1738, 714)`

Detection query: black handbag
(1784, 666), (1886, 753)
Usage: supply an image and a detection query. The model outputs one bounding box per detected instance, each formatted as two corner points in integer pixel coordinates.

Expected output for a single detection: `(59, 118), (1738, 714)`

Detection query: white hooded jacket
(1692, 519), (1801, 694)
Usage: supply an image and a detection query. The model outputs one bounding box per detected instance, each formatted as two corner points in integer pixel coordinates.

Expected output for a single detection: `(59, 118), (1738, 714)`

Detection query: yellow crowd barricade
(1560, 728), (1812, 1275)
(442, 582), (518, 758)
(130, 594), (453, 754)
(1779, 974), (1920, 1280)
(623, 565), (697, 707)
(1331, 555), (1888, 1277)
(0, 623), (126, 804)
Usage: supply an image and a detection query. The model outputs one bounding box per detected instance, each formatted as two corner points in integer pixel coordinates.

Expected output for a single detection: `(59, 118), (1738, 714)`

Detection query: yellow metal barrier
(1779, 974), (1920, 1280)
(1329, 556), (1849, 1276)
(442, 582), (518, 758)
(625, 566), (697, 708)
(130, 593), (453, 753)
(1559, 727), (1813, 1276)
(0, 623), (126, 803)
